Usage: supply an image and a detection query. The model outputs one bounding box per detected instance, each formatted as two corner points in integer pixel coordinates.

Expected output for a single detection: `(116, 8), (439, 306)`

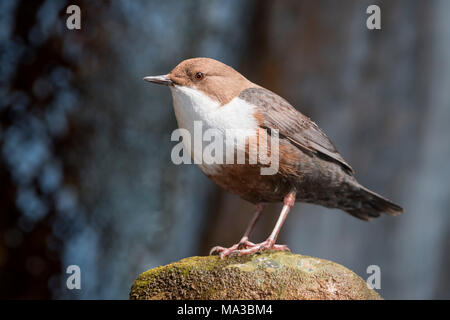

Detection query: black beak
(143, 74), (173, 86)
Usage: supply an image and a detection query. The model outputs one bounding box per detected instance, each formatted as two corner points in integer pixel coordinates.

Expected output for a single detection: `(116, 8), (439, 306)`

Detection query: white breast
(169, 85), (258, 174)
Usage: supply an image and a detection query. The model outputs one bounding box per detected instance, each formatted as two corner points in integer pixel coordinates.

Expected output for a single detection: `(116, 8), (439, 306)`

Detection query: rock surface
(130, 251), (382, 300)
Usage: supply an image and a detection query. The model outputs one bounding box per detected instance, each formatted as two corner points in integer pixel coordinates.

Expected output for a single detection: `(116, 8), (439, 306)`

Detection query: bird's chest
(168, 86), (295, 203)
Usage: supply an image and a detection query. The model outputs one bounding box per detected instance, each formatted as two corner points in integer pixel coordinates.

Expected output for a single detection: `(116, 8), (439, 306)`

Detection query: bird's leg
(209, 204), (263, 258)
(231, 191), (296, 256)
(237, 203), (264, 248)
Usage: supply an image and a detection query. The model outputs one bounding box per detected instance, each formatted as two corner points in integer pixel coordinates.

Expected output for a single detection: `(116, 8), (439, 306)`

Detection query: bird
(143, 57), (403, 258)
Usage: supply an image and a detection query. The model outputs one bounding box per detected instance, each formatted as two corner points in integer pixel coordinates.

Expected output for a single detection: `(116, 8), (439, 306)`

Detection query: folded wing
(239, 87), (354, 174)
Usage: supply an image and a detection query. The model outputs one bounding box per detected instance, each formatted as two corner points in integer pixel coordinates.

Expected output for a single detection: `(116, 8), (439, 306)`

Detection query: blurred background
(1, 0), (449, 299)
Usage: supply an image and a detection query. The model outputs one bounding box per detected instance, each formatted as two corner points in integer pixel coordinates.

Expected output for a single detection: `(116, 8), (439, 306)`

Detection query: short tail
(345, 185), (404, 221)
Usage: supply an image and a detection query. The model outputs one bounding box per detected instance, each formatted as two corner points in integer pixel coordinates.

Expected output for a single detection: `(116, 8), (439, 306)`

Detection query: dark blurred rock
(130, 251), (381, 300)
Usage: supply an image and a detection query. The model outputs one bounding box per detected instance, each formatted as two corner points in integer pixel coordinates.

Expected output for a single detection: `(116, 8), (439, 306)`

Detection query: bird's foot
(234, 239), (290, 257)
(210, 238), (290, 259)
(209, 237), (256, 259)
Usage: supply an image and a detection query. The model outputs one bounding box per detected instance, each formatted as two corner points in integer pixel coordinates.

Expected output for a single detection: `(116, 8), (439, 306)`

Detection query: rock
(130, 251), (382, 300)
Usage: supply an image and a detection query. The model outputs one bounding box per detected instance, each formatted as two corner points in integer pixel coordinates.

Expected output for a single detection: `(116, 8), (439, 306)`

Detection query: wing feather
(239, 87), (354, 174)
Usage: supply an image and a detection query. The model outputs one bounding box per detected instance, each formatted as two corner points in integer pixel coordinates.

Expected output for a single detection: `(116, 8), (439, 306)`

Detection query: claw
(237, 240), (255, 250)
(209, 246), (221, 256)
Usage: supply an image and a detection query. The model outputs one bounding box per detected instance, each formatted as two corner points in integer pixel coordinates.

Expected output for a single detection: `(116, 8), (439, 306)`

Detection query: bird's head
(144, 57), (253, 106)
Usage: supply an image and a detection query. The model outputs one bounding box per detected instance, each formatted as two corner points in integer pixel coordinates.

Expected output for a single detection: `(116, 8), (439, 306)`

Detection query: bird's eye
(195, 72), (204, 80)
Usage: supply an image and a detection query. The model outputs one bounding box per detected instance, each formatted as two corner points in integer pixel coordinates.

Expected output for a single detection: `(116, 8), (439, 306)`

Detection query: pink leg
(267, 191), (296, 247)
(238, 203), (264, 247)
(211, 191), (297, 258)
(235, 191), (296, 256)
(210, 204), (263, 258)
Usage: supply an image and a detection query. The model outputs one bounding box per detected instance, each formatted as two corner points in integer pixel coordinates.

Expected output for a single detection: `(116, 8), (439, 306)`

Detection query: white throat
(169, 85), (258, 132)
(169, 85), (258, 174)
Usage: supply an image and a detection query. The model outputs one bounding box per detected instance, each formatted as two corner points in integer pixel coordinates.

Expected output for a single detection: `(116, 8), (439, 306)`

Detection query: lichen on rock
(129, 251), (382, 300)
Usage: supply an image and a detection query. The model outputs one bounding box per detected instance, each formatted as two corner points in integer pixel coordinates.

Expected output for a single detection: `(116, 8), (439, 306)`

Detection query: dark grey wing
(239, 87), (354, 174)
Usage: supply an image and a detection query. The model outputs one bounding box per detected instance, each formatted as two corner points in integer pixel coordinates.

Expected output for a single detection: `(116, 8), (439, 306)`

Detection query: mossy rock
(130, 251), (381, 300)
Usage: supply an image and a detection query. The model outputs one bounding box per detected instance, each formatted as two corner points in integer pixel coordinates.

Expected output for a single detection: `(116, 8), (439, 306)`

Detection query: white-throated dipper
(144, 57), (403, 258)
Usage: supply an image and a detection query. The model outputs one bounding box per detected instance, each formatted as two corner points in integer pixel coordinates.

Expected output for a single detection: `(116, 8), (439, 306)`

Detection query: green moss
(130, 251), (382, 300)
